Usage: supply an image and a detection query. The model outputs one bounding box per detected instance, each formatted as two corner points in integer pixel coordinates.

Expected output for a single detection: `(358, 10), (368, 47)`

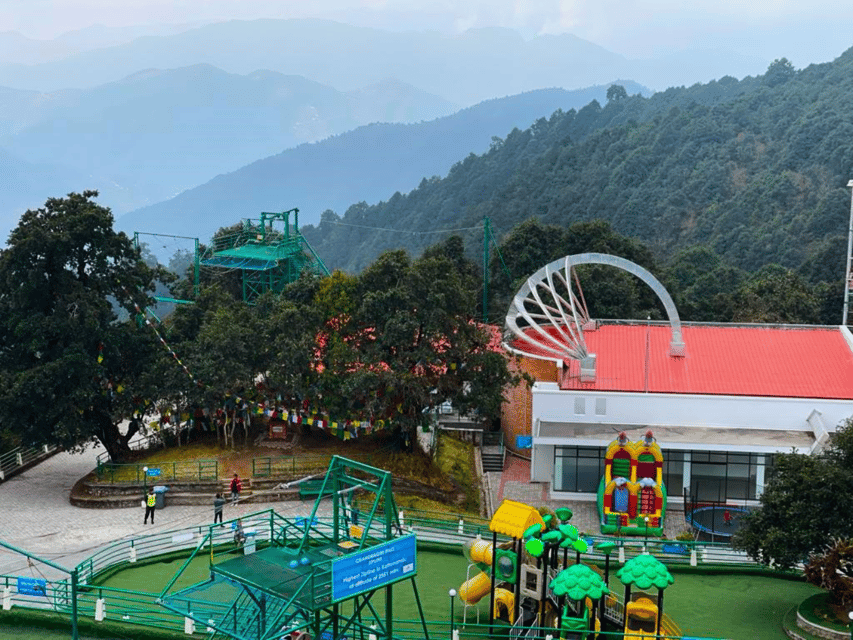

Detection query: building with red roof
(501, 253), (853, 505)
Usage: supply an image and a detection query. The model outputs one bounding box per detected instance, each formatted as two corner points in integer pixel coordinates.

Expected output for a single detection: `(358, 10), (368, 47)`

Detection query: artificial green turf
(661, 571), (823, 640)
(4, 548), (827, 640)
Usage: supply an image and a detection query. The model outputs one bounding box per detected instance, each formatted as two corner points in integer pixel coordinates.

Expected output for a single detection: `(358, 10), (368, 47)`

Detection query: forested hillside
(117, 83), (647, 241)
(303, 53), (853, 289)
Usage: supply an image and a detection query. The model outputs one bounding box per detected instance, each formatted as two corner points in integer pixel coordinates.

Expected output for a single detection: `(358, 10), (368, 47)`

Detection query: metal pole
(449, 589), (457, 639)
(843, 181), (853, 325)
(482, 216), (489, 324)
(71, 570), (79, 640)
(193, 238), (200, 299)
(489, 530), (497, 633)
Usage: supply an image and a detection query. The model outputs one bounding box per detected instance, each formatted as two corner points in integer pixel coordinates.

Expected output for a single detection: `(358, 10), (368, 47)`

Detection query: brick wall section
(501, 356), (557, 453)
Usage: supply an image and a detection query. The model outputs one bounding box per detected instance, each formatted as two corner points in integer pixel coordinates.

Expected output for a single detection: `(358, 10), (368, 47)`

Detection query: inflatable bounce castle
(598, 430), (666, 536)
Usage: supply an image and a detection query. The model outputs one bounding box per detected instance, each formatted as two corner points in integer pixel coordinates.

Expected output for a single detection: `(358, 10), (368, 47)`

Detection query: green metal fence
(0, 506), (758, 639)
(252, 452), (378, 478)
(95, 459), (219, 483)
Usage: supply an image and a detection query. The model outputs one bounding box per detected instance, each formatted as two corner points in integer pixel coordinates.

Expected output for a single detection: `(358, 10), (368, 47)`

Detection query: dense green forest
(302, 52), (853, 324)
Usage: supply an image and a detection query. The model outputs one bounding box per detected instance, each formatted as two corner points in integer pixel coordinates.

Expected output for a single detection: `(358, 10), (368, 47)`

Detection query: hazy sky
(5, 0), (853, 64)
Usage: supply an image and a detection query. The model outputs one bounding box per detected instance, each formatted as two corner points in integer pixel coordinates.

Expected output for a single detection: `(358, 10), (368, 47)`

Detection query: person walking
(230, 473), (242, 505)
(233, 519), (246, 546)
(213, 492), (226, 525)
(143, 487), (156, 524)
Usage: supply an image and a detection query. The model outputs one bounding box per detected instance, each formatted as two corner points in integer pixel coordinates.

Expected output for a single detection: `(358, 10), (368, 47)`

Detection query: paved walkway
(0, 445), (325, 576)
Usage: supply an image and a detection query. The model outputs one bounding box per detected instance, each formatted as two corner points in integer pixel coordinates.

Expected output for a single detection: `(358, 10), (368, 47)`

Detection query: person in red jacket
(230, 473), (242, 505)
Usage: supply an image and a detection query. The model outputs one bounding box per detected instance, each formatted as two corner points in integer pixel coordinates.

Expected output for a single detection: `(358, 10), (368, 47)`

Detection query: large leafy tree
(316, 245), (518, 449)
(734, 419), (853, 570)
(0, 191), (163, 461)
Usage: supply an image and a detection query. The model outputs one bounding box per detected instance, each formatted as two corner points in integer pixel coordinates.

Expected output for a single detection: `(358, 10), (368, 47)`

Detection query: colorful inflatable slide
(598, 430), (666, 536)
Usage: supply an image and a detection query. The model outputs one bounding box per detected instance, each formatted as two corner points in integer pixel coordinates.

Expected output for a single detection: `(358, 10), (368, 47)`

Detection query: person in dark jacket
(213, 493), (226, 525)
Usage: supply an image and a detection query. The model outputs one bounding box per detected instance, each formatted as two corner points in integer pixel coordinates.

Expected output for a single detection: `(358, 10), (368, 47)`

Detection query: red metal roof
(513, 324), (853, 399)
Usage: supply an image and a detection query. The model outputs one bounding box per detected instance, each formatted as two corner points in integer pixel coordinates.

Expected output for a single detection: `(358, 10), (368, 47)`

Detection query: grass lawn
(662, 571), (822, 640)
(5, 546), (823, 640)
(94, 546), (820, 640)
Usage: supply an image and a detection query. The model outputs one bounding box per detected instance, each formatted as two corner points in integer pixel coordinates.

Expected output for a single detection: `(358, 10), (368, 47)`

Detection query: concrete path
(0, 445), (325, 576)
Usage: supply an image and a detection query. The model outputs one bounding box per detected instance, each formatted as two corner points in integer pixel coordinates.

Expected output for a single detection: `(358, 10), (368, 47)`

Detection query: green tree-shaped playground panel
(617, 554), (674, 590)
(550, 563), (609, 601)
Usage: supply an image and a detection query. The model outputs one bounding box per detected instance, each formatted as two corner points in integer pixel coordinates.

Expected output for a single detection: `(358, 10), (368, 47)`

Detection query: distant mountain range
(115, 82), (649, 246)
(0, 22), (203, 66)
(0, 19), (767, 101)
(0, 64), (457, 239)
(296, 51), (853, 280)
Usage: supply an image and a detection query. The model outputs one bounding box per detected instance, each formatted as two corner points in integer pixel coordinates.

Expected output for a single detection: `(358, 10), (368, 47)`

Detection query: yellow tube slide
(464, 538), (494, 565)
(459, 572), (492, 604)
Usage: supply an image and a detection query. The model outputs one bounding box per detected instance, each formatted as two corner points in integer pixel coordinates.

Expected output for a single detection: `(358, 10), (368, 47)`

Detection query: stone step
(71, 486), (301, 509)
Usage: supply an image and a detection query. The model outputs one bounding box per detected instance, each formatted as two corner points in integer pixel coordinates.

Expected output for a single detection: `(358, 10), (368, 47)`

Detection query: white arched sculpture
(504, 253), (686, 372)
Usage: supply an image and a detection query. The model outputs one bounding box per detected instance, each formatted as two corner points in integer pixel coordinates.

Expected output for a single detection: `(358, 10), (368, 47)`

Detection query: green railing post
(70, 570), (79, 640)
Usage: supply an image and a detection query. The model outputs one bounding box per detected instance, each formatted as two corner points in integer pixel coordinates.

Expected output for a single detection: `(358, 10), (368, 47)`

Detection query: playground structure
(0, 452), (824, 640)
(457, 498), (681, 640)
(158, 456), (427, 640)
(598, 431), (666, 537)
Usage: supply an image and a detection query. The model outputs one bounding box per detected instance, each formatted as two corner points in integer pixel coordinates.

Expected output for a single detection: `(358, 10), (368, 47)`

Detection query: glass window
(686, 450), (771, 503)
(691, 459), (727, 503)
(595, 398), (606, 415)
(577, 456), (602, 492)
(574, 398), (586, 415)
(554, 446), (603, 493)
(663, 451), (684, 494)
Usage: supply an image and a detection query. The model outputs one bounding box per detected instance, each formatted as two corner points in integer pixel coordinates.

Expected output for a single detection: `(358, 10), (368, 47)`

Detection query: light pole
(449, 588), (457, 639)
(143, 466), (148, 489)
(643, 516), (650, 553)
(843, 180), (853, 325)
(848, 610), (853, 640)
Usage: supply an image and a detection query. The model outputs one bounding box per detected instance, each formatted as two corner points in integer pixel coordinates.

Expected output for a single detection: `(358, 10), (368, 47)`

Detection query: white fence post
(2, 586), (11, 610)
(690, 548), (697, 567)
(95, 598), (105, 621)
(184, 616), (195, 634)
(458, 519), (464, 535)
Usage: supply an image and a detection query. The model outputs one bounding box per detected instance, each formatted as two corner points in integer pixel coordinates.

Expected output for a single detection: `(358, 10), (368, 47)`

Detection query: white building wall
(532, 383), (853, 434)
(532, 444), (554, 482)
(530, 382), (853, 488)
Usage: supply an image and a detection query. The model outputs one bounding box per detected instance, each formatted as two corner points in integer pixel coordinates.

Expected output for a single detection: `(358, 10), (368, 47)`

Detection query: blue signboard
(331, 534), (416, 602)
(146, 468), (161, 477)
(516, 436), (533, 449)
(17, 577), (47, 596)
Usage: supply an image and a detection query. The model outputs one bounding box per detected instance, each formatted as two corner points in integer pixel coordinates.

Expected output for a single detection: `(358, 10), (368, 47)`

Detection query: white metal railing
(0, 445), (58, 482)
